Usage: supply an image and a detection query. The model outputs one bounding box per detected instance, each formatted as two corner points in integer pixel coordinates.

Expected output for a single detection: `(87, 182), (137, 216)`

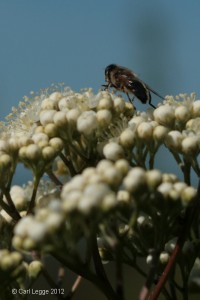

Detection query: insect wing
(128, 79), (150, 104)
(145, 84), (164, 100)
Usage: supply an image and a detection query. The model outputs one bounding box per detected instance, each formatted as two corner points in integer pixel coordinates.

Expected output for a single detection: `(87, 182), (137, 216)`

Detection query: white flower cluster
(1, 87), (199, 182)
(12, 161), (196, 252)
(13, 200), (63, 250)
(0, 179), (58, 223)
(61, 159), (129, 215)
(0, 249), (22, 270)
(0, 87), (134, 178)
(101, 93), (200, 173)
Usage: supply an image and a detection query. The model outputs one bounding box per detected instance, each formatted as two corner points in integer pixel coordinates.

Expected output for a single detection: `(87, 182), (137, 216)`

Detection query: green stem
(115, 244), (124, 300)
(1, 189), (21, 221)
(53, 252), (118, 300)
(46, 169), (63, 188)
(59, 152), (77, 176)
(27, 175), (40, 214)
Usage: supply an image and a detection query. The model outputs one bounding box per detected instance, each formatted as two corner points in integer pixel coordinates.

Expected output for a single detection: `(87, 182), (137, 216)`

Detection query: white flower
(103, 142), (124, 161)
(10, 185), (27, 210)
(128, 115), (147, 127)
(40, 110), (57, 126)
(165, 130), (183, 151)
(25, 144), (42, 161)
(28, 261), (43, 278)
(113, 97), (125, 113)
(186, 118), (200, 134)
(175, 106), (190, 122)
(61, 175), (86, 197)
(97, 109), (112, 127)
(62, 190), (81, 212)
(41, 97), (58, 110)
(96, 159), (114, 173)
(123, 167), (146, 193)
(53, 111), (68, 128)
(192, 100), (200, 117)
(101, 166), (122, 186)
(115, 159), (129, 176)
(181, 186), (197, 205)
(159, 252), (169, 264)
(153, 125), (169, 142)
(32, 132), (49, 144)
(78, 183), (113, 214)
(117, 190), (130, 203)
(157, 182), (173, 197)
(137, 122), (154, 140)
(154, 105), (175, 127)
(98, 97), (113, 110)
(119, 128), (135, 148)
(66, 108), (81, 125)
(77, 111), (97, 135)
(181, 136), (200, 155)
(146, 170), (162, 189)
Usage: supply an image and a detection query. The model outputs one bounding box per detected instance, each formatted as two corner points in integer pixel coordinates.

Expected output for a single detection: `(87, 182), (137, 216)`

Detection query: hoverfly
(102, 64), (164, 109)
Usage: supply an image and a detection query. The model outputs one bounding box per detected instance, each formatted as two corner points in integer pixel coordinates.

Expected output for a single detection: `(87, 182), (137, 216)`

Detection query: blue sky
(0, 0), (199, 184)
(1, 0), (200, 116)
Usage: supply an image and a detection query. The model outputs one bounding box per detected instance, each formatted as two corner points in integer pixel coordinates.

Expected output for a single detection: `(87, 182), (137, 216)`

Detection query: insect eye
(105, 64), (117, 76)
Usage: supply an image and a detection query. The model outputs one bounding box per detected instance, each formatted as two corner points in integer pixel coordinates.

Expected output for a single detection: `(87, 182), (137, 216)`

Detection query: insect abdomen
(129, 80), (150, 104)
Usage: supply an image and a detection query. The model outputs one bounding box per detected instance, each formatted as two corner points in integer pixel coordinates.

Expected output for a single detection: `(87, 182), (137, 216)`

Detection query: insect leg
(101, 84), (109, 90)
(148, 97), (156, 109)
(126, 93), (134, 104)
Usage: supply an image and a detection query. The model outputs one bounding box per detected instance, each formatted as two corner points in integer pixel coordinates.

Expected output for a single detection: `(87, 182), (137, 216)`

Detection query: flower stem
(27, 175), (40, 214)
(149, 180), (200, 300)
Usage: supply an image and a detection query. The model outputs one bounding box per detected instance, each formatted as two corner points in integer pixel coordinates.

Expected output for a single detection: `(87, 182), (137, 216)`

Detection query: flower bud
(154, 105), (175, 127)
(146, 254), (153, 265)
(115, 159), (129, 176)
(103, 142), (124, 161)
(102, 166), (122, 186)
(192, 100), (200, 117)
(175, 106), (190, 122)
(181, 186), (197, 205)
(41, 98), (57, 110)
(137, 122), (153, 140)
(98, 97), (113, 110)
(28, 261), (43, 278)
(123, 167), (146, 193)
(25, 144), (41, 161)
(53, 111), (68, 128)
(157, 182), (173, 198)
(165, 131), (183, 151)
(0, 154), (12, 168)
(146, 170), (162, 189)
(40, 110), (56, 126)
(49, 137), (63, 152)
(113, 97), (125, 113)
(32, 132), (49, 144)
(117, 190), (130, 203)
(181, 136), (200, 155)
(42, 146), (55, 160)
(77, 111), (97, 135)
(44, 123), (58, 137)
(159, 252), (169, 264)
(97, 109), (112, 126)
(119, 128), (135, 148)
(153, 125), (169, 142)
(66, 108), (81, 125)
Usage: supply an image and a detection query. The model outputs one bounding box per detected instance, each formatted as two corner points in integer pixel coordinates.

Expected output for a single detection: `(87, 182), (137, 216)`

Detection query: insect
(102, 64), (164, 109)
